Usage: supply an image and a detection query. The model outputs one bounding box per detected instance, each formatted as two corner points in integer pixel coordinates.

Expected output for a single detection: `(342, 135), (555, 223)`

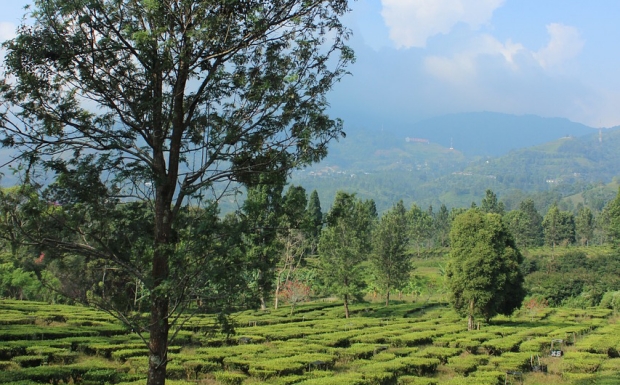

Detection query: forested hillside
(292, 119), (620, 213)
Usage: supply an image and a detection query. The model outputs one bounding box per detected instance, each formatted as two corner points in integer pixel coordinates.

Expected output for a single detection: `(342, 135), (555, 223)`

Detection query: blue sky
(2, 0), (620, 129)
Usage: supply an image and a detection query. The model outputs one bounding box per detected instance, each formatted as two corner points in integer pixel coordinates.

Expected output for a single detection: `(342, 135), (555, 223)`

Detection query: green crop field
(1, 299), (619, 385)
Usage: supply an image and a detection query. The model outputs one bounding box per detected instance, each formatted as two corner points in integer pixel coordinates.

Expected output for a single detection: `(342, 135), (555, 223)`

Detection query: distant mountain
(390, 112), (596, 156)
(463, 126), (620, 191)
(293, 113), (619, 212)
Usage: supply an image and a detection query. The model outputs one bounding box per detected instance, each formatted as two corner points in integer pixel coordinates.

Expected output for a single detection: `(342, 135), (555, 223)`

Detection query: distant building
(405, 137), (429, 144)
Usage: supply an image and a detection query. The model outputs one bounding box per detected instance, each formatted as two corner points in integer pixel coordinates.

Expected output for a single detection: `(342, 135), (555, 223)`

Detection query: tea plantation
(1, 299), (619, 385)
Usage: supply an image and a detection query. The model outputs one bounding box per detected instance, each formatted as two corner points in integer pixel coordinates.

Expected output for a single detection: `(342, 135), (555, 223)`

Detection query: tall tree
(575, 206), (595, 246)
(518, 199), (544, 247)
(370, 201), (411, 306)
(604, 187), (620, 246)
(240, 179), (284, 310)
(274, 185), (309, 309)
(481, 189), (505, 215)
(434, 204), (451, 247)
(409, 204), (432, 257)
(0, 1), (353, 384)
(447, 209), (525, 330)
(318, 192), (374, 318)
(305, 190), (323, 253)
(543, 203), (575, 248)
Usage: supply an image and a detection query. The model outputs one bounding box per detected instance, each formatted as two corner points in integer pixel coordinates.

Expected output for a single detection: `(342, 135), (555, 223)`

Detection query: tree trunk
(148, 295), (169, 385)
(467, 299), (475, 331)
(274, 269), (284, 310)
(385, 288), (390, 307)
(344, 294), (350, 319)
(147, 148), (176, 385)
(274, 285), (280, 309)
(148, 203), (172, 385)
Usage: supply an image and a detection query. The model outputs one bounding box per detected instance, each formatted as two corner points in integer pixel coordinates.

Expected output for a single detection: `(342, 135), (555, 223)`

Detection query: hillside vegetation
(293, 119), (620, 212)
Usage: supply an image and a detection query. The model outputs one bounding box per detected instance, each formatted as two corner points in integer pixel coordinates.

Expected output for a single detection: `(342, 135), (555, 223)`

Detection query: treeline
(3, 183), (620, 319)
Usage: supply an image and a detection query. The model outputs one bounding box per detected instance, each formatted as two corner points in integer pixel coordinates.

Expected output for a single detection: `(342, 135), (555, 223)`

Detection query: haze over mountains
(292, 112), (620, 212)
(0, 111), (617, 214)
(343, 112), (599, 157)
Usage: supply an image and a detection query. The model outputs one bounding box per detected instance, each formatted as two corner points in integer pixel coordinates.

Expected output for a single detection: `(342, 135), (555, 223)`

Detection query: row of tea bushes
(2, 299), (620, 384)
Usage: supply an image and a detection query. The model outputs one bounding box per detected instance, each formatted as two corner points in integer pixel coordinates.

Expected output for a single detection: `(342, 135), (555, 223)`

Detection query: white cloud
(0, 22), (16, 43)
(423, 34), (525, 84)
(381, 0), (504, 48)
(534, 23), (584, 69)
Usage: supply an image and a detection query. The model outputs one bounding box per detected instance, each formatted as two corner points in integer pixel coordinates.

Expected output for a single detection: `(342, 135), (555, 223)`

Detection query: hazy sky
(2, 1), (620, 129)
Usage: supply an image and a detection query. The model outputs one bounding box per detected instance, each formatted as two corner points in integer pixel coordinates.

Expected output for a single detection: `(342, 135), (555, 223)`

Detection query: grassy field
(1, 299), (620, 385)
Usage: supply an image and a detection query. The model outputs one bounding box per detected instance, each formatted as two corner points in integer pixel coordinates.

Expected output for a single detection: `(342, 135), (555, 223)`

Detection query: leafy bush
(599, 291), (620, 312)
(213, 371), (247, 385)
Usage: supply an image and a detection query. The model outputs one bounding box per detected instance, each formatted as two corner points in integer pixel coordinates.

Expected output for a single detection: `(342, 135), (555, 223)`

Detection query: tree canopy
(318, 191), (374, 318)
(0, 1), (353, 384)
(370, 200), (411, 306)
(446, 209), (525, 330)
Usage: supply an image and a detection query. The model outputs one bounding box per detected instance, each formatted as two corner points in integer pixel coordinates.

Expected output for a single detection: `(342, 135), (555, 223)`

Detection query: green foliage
(599, 291), (620, 312)
(504, 199), (544, 248)
(409, 204), (433, 256)
(447, 210), (525, 328)
(480, 190), (504, 215)
(318, 192), (375, 317)
(241, 179), (285, 308)
(604, 187), (620, 245)
(370, 201), (412, 305)
(543, 203), (576, 247)
(0, 0), (354, 383)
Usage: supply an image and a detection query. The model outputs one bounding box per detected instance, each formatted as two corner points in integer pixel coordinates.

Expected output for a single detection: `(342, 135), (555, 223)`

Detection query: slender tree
(305, 190), (323, 254)
(370, 201), (411, 306)
(0, 1), (353, 383)
(434, 204), (451, 247)
(543, 203), (575, 248)
(318, 192), (374, 318)
(518, 199), (544, 247)
(575, 206), (595, 246)
(409, 204), (432, 257)
(240, 179), (284, 310)
(274, 185), (309, 309)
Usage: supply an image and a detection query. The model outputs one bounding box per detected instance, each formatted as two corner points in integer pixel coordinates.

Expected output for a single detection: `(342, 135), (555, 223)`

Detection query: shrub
(561, 352), (606, 373)
(599, 291), (620, 311)
(11, 355), (46, 368)
(447, 354), (488, 375)
(213, 371), (247, 385)
(416, 347), (462, 364)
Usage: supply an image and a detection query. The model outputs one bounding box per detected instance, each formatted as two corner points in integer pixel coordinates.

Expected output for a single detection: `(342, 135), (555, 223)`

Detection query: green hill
(293, 120), (620, 212)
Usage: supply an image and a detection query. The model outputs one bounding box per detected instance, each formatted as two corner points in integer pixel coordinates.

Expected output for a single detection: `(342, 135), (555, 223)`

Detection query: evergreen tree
(306, 190), (323, 240)
(434, 204), (451, 247)
(370, 201), (411, 306)
(481, 189), (505, 215)
(240, 180), (284, 310)
(504, 210), (531, 249)
(575, 206), (595, 246)
(543, 203), (575, 248)
(409, 204), (433, 256)
(604, 187), (620, 246)
(447, 209), (525, 330)
(518, 199), (544, 247)
(318, 192), (374, 318)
